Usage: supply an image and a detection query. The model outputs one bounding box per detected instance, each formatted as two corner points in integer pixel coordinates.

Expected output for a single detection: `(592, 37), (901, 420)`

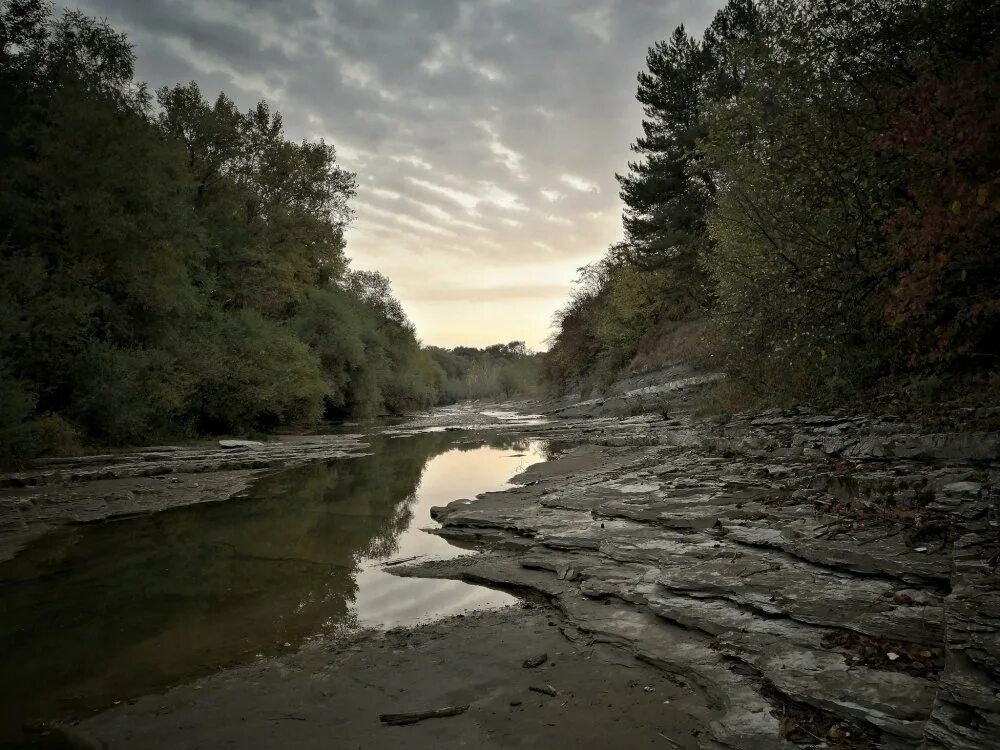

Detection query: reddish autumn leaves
(876, 51), (1000, 370)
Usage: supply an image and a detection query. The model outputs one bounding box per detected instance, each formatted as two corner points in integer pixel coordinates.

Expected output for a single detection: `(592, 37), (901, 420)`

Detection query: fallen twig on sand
(381, 554), (425, 568)
(529, 684), (559, 697)
(379, 705), (469, 726)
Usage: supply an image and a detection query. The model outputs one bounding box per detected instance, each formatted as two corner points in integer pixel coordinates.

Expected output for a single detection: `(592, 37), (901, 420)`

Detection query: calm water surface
(0, 431), (545, 739)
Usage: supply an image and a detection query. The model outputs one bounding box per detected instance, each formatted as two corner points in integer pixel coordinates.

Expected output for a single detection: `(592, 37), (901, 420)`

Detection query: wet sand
(66, 605), (707, 750)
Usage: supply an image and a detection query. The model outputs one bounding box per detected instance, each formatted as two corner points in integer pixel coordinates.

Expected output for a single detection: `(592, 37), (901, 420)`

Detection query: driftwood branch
(529, 684), (558, 697)
(379, 705), (469, 726)
(381, 554), (425, 568)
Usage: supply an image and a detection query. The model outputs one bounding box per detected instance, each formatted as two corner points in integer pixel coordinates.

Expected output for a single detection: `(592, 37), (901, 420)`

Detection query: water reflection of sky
(0, 432), (546, 736)
(352, 440), (546, 627)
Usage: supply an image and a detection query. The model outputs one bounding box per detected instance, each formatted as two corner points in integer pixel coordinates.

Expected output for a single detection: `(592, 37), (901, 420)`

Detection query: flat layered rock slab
(556, 594), (785, 750)
(591, 529), (944, 645)
(595, 492), (730, 530)
(416, 407), (1000, 750)
(716, 631), (936, 743)
(397, 551), (579, 599)
(2, 434), (369, 487)
(720, 517), (953, 585)
(923, 531), (1000, 750)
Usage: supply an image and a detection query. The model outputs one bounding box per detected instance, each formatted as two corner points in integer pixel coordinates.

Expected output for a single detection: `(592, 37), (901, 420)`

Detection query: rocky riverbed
(2, 388), (998, 749)
(402, 408), (1000, 749)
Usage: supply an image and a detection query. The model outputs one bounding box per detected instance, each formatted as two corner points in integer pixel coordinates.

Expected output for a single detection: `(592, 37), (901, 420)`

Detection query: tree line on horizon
(428, 342), (543, 404)
(0, 0), (540, 464)
(545, 0), (998, 409)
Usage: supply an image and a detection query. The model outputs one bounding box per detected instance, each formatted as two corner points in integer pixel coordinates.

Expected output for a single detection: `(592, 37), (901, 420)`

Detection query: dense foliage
(0, 1), (451, 463)
(547, 0), (999, 405)
(427, 342), (542, 404)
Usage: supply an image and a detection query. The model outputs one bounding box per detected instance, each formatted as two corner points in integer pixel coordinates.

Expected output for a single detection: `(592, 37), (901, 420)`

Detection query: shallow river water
(0, 431), (546, 739)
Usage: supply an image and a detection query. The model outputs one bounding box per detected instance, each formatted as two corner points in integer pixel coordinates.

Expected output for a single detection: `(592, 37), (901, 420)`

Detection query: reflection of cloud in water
(347, 438), (547, 627)
(353, 569), (515, 629)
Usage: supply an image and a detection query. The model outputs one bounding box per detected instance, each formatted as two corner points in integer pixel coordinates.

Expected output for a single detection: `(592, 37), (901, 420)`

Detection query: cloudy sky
(70, 0), (722, 349)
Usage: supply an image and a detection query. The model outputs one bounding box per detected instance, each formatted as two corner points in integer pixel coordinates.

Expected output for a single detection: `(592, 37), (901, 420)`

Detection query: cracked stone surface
(402, 408), (1000, 750)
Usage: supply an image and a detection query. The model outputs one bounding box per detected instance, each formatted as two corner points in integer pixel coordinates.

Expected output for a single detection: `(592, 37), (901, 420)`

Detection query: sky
(69, 0), (723, 350)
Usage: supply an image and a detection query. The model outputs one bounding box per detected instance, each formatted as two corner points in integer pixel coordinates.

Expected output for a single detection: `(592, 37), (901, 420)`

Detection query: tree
(156, 82), (357, 317)
(546, 0), (998, 403)
(874, 49), (1000, 371)
(547, 1), (762, 391)
(0, 1), (446, 462)
(617, 25), (711, 298)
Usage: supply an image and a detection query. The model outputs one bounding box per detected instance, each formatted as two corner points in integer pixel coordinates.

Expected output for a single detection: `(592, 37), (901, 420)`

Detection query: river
(0, 430), (547, 741)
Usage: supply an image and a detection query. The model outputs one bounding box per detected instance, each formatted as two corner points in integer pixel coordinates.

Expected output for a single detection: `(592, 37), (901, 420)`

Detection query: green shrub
(193, 311), (326, 433)
(0, 376), (81, 467)
(66, 343), (194, 445)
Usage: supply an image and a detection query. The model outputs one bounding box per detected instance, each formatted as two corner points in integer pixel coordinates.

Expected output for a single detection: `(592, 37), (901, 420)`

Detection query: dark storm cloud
(65, 0), (723, 346)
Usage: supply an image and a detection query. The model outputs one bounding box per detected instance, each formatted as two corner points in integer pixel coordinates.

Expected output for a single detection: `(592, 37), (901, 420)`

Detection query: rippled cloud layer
(71, 0), (722, 347)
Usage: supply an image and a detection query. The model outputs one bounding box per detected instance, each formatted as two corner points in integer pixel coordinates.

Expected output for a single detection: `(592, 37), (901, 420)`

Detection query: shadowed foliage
(546, 0), (999, 407)
(0, 1), (462, 463)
